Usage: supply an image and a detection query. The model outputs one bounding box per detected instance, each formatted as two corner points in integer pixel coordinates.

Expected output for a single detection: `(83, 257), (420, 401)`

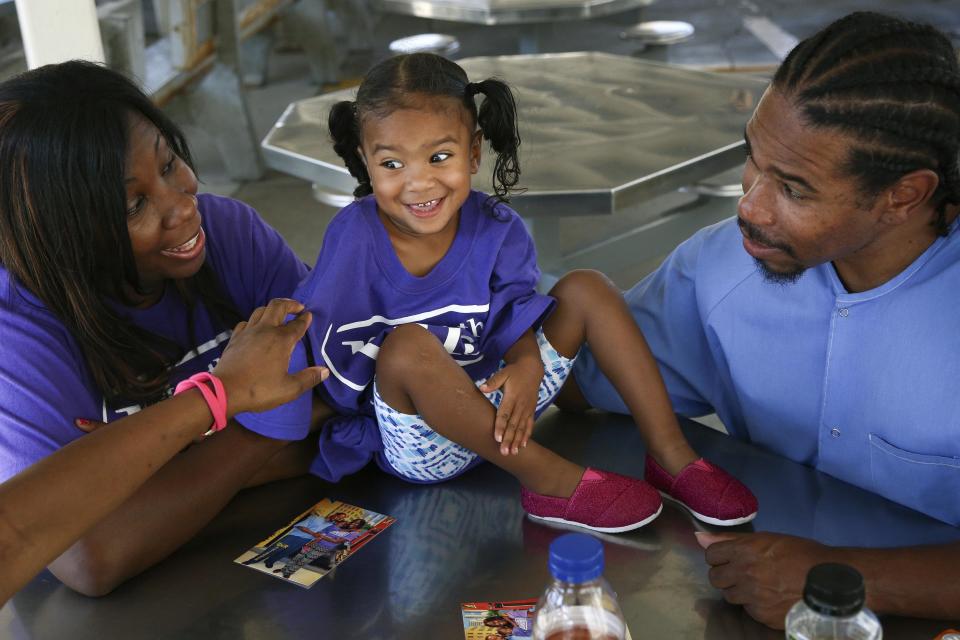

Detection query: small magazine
(461, 599), (537, 639)
(234, 498), (395, 588)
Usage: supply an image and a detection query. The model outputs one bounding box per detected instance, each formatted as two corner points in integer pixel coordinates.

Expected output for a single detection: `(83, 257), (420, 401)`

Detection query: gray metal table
(376, 0), (654, 53)
(378, 0), (651, 25)
(4, 412), (958, 639)
(262, 53), (765, 275)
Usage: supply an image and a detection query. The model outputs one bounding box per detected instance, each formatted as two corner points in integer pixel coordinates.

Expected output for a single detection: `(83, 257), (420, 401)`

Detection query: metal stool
(620, 20), (695, 47)
(311, 183), (355, 209)
(388, 33), (461, 57)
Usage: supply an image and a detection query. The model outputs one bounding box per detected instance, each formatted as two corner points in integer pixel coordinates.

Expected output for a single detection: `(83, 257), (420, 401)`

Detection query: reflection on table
(5, 412), (958, 639)
(262, 52), (766, 271)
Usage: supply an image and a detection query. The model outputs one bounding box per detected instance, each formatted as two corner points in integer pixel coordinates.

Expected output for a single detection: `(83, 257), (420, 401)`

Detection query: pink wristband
(174, 372), (228, 436)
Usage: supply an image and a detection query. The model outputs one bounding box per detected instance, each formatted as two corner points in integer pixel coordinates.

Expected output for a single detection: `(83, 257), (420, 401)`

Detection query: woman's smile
(160, 226), (205, 260)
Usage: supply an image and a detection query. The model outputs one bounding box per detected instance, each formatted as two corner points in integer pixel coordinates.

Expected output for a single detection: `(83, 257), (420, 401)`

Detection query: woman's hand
(213, 298), (328, 416)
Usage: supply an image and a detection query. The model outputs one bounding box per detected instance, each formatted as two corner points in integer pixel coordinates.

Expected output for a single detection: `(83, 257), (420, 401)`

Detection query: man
(565, 11), (960, 628)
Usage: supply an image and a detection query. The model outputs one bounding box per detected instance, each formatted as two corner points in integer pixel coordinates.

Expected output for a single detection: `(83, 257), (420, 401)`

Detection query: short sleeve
(233, 339), (314, 440)
(481, 215), (556, 361)
(0, 302), (101, 482)
(572, 231), (717, 417)
(199, 194), (309, 315)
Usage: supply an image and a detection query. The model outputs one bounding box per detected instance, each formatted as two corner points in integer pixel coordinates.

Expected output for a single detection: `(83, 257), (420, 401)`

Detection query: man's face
(738, 89), (888, 284)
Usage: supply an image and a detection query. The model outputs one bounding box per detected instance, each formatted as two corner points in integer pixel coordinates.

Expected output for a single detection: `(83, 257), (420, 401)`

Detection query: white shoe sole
(525, 503), (663, 534)
(658, 491), (757, 526)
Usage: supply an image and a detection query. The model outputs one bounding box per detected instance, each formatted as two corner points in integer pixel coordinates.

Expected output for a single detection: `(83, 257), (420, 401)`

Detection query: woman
(0, 60), (329, 596)
(0, 297), (327, 605)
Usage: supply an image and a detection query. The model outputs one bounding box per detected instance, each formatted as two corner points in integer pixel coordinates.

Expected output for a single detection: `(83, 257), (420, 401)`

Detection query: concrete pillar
(14, 0), (105, 68)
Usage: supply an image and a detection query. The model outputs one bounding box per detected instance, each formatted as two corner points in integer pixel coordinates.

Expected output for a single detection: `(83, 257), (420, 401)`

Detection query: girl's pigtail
(472, 79), (522, 201)
(328, 100), (372, 198)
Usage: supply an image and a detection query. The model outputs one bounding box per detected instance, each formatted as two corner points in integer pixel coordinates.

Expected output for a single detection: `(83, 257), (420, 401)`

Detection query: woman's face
(124, 114), (202, 303)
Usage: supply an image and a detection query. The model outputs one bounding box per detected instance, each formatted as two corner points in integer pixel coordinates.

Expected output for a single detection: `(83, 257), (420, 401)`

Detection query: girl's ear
(470, 130), (482, 174)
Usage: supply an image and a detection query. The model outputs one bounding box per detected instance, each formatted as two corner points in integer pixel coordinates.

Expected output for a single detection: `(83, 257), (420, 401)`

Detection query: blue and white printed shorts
(373, 328), (576, 483)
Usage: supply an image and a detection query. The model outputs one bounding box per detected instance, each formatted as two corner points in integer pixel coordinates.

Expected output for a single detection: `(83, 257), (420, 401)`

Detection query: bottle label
(534, 605), (625, 640)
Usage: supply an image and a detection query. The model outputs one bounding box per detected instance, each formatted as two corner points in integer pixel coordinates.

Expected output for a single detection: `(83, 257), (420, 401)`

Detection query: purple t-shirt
(237, 190), (555, 481)
(0, 194), (308, 482)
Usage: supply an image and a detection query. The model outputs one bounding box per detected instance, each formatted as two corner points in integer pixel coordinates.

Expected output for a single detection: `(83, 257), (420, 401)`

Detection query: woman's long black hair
(328, 53), (522, 207)
(0, 60), (241, 405)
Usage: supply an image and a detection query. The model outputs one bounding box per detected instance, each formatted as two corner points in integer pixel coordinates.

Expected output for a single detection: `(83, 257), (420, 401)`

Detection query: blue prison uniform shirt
(574, 216), (960, 526)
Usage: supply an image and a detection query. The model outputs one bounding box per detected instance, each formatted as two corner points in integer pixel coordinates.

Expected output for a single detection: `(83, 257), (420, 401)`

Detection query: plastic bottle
(532, 533), (626, 640)
(785, 563), (882, 640)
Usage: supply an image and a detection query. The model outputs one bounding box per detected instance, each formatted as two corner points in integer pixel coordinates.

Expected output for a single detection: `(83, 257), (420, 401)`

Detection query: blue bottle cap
(549, 533), (604, 583)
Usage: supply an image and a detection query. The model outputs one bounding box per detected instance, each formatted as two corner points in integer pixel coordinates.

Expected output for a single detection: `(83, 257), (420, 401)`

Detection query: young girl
(242, 53), (757, 531)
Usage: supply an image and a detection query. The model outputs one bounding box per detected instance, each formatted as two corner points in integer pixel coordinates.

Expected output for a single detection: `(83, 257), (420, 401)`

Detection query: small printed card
(461, 599), (537, 639)
(235, 498), (395, 588)
(461, 598), (634, 639)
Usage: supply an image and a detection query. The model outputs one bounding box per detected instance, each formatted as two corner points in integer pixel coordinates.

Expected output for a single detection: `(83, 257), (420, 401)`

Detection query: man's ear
(882, 168), (940, 225)
(470, 131), (482, 174)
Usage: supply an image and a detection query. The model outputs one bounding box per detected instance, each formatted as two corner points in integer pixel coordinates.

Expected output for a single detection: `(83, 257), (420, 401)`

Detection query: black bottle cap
(802, 563), (866, 617)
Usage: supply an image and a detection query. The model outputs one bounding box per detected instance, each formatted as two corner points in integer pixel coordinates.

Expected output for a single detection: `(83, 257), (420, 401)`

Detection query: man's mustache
(736, 217), (796, 258)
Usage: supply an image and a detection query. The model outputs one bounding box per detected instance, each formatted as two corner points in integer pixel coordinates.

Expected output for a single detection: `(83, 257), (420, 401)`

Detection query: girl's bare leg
(543, 270), (697, 476)
(374, 324), (584, 498)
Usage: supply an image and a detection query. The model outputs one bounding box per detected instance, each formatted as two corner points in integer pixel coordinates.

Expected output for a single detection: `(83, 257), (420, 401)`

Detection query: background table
(4, 412), (958, 639)
(375, 0), (654, 53)
(262, 52), (766, 276)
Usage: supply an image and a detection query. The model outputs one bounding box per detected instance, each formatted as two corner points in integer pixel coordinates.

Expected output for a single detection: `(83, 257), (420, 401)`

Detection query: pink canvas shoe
(644, 454), (758, 526)
(521, 468), (662, 533)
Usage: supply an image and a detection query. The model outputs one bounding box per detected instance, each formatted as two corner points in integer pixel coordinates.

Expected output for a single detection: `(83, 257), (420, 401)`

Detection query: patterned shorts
(373, 328), (576, 483)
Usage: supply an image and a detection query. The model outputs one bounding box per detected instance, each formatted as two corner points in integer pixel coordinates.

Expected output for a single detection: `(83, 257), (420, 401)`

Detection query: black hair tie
(465, 81), (482, 97)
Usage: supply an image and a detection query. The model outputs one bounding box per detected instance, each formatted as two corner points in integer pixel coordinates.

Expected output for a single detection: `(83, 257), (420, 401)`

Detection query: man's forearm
(245, 437), (319, 488)
(842, 542), (960, 619)
(0, 391), (215, 602)
(49, 422), (287, 596)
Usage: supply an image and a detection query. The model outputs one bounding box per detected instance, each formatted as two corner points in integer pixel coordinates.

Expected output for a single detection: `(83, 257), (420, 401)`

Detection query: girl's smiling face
(124, 114), (203, 303)
(358, 95), (481, 243)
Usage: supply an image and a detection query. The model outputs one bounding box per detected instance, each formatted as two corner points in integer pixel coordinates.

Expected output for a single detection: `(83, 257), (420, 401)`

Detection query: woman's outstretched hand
(213, 298), (328, 416)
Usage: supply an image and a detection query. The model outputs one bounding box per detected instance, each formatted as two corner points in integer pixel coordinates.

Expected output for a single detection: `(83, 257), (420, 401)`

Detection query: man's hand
(479, 358), (543, 456)
(696, 531), (829, 629)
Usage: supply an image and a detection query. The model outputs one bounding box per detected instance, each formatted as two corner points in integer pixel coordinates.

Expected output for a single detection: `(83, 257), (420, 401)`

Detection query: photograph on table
(462, 599), (537, 639)
(235, 498), (395, 588)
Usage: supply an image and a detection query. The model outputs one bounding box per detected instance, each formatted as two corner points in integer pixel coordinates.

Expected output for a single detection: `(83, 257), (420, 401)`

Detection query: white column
(14, 0), (105, 69)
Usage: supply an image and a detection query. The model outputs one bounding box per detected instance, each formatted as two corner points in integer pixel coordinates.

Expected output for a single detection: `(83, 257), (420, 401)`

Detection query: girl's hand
(480, 359), (543, 456)
(213, 298), (328, 415)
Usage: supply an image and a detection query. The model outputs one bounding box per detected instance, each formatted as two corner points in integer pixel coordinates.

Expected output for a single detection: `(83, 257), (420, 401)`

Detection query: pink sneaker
(644, 454), (758, 526)
(521, 468), (663, 533)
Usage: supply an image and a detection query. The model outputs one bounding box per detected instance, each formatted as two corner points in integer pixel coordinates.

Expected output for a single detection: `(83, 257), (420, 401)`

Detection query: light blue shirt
(574, 216), (960, 526)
